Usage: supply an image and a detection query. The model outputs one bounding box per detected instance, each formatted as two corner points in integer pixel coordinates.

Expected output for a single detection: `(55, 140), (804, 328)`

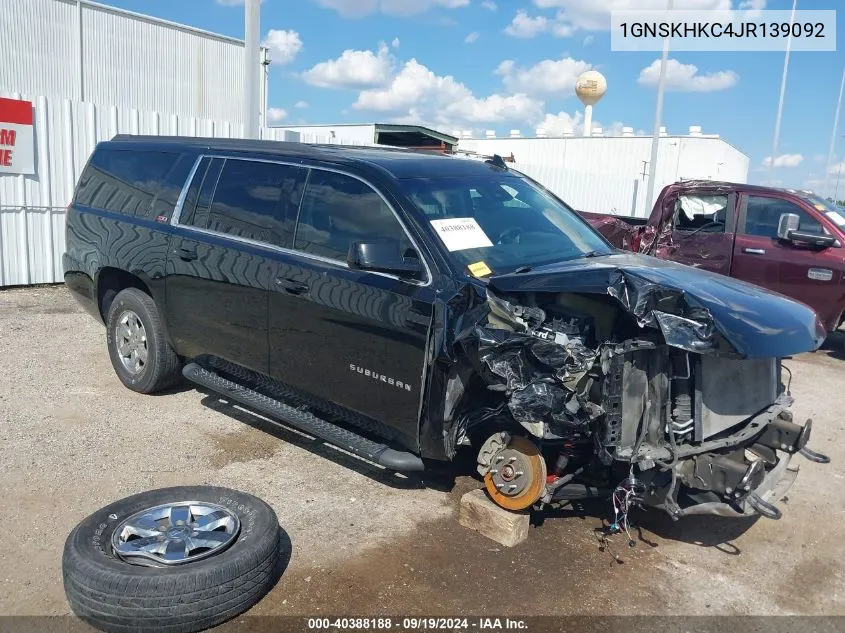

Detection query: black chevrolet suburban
(64, 136), (829, 520)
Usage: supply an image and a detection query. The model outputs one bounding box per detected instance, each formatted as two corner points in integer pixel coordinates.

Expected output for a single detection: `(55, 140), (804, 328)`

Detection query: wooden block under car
(458, 488), (529, 547)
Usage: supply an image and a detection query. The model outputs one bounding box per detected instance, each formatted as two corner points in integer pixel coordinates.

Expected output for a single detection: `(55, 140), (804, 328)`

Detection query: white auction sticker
(430, 217), (494, 252)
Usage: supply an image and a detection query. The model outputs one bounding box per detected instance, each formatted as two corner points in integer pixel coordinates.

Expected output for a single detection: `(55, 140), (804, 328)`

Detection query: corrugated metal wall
(0, 94), (375, 287)
(1, 0), (247, 122)
(458, 136), (749, 217)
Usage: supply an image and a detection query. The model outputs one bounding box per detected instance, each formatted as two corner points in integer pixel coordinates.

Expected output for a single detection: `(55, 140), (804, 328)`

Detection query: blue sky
(100, 0), (843, 193)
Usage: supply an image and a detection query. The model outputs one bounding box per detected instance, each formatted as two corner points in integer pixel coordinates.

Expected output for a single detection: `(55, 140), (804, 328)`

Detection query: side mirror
(776, 213), (800, 240)
(347, 241), (423, 280)
(777, 212), (836, 249)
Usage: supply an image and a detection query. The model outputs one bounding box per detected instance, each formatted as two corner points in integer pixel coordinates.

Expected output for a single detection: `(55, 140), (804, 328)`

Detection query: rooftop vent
(592, 127), (603, 137)
(485, 130), (496, 139)
(509, 129), (521, 138)
(462, 130), (473, 139)
(563, 128), (574, 137)
(689, 125), (703, 137)
(536, 128), (547, 138)
(659, 126), (668, 137)
(622, 127), (634, 137)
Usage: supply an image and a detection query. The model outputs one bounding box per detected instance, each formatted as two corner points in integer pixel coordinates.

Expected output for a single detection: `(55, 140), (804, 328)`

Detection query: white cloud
(266, 107), (287, 124)
(762, 154), (803, 168)
(263, 29), (303, 65)
(465, 31), (480, 43)
(312, 0), (468, 18)
(302, 42), (393, 89)
(353, 59), (544, 129)
(537, 111), (583, 136)
(504, 9), (576, 38)
(392, 37), (401, 48)
(638, 58), (738, 92)
(496, 56), (591, 95)
(504, 10), (551, 38)
(481, 0), (497, 9)
(829, 162), (845, 176)
(536, 110), (625, 136)
(294, 101), (308, 109)
(533, 0), (733, 30)
(759, 178), (783, 187)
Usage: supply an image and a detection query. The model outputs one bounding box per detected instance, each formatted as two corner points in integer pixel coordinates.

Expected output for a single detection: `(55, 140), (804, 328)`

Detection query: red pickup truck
(581, 181), (845, 346)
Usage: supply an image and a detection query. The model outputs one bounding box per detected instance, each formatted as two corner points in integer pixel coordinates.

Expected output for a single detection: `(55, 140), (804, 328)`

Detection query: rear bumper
(62, 253), (100, 322)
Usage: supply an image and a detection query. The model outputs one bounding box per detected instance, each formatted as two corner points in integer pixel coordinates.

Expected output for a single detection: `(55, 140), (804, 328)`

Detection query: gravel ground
(1, 285), (844, 619)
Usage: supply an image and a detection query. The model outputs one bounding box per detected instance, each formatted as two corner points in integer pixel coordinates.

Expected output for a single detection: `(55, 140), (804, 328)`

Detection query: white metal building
(0, 0), (284, 287)
(274, 123), (459, 151)
(457, 128), (749, 217)
(1, 0), (267, 123)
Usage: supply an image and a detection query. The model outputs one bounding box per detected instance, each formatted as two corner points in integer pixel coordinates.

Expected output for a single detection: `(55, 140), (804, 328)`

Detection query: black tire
(106, 288), (181, 393)
(62, 486), (283, 633)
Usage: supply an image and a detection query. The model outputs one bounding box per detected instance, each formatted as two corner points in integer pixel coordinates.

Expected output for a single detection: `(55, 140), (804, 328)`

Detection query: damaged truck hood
(488, 252), (826, 359)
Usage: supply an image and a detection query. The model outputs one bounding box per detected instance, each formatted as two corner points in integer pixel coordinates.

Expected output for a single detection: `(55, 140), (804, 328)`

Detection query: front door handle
(177, 246), (198, 261)
(742, 247), (766, 255)
(274, 277), (309, 295)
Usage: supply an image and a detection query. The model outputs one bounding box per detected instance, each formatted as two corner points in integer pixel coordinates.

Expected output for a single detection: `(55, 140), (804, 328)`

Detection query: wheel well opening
(97, 268), (151, 321)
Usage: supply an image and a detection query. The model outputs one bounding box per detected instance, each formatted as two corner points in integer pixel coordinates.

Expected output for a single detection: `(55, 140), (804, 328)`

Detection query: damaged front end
(451, 254), (829, 520)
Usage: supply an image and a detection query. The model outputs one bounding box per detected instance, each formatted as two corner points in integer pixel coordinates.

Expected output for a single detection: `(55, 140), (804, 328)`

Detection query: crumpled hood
(489, 252), (826, 359)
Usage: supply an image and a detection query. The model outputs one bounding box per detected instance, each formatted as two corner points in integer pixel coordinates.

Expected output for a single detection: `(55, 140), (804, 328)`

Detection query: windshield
(399, 175), (612, 276)
(799, 193), (845, 228)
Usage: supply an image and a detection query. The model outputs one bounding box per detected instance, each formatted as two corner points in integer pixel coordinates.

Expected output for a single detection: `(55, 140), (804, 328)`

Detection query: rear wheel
(483, 435), (547, 511)
(106, 288), (181, 393)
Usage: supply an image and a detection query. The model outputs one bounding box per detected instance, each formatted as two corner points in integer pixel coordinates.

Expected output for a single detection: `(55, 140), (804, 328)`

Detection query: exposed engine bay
(454, 285), (830, 522)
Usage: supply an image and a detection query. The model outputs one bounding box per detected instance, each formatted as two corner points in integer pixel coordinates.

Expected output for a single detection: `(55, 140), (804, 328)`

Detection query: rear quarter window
(74, 149), (180, 217)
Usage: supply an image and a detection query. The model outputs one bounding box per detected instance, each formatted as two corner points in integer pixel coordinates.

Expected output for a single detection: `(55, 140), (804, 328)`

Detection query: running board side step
(183, 362), (425, 472)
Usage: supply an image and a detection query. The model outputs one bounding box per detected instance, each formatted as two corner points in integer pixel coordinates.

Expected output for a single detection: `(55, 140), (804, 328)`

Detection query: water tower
(575, 70), (607, 137)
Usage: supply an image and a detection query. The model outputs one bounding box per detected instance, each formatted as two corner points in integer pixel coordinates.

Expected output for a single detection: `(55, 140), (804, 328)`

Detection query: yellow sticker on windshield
(468, 261), (493, 278)
(815, 203), (827, 211)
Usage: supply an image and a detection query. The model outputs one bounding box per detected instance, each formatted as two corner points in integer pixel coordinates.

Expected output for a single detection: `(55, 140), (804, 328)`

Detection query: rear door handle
(274, 277), (309, 295)
(177, 246), (198, 261)
(742, 248), (766, 255)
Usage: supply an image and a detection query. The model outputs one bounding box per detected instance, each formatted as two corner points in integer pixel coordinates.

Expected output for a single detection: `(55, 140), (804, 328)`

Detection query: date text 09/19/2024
(306, 617), (528, 630)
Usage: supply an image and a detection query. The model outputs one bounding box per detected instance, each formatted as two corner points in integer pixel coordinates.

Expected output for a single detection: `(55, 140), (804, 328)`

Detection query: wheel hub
(483, 436), (547, 511)
(112, 502), (240, 566)
(115, 310), (149, 374)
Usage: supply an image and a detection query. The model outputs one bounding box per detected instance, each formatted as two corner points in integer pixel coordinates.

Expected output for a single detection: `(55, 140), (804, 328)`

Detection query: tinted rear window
(205, 159), (306, 246)
(145, 153), (196, 219)
(74, 149), (180, 217)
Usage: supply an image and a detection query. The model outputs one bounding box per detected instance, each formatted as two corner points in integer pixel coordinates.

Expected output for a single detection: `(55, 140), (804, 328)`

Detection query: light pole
(835, 135), (844, 203)
(643, 0), (673, 217)
(769, 0), (797, 175)
(826, 68), (845, 199)
(244, 0), (260, 139)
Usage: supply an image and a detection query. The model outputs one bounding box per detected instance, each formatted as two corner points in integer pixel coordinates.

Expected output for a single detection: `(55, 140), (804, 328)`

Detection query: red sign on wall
(0, 98), (35, 175)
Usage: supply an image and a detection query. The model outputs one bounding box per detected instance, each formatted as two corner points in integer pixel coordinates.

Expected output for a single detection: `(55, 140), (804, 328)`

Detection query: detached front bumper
(677, 449), (798, 519)
(643, 415), (829, 520)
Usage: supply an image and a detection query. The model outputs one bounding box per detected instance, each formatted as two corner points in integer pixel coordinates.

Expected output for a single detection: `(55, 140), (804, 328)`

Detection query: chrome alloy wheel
(115, 310), (148, 374)
(111, 502), (240, 566)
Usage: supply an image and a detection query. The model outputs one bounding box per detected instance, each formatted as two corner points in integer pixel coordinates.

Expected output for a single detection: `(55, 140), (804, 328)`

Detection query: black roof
(108, 135), (514, 180)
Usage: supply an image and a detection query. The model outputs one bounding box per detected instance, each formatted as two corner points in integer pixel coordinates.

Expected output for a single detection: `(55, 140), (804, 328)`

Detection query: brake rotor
(484, 435), (547, 511)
